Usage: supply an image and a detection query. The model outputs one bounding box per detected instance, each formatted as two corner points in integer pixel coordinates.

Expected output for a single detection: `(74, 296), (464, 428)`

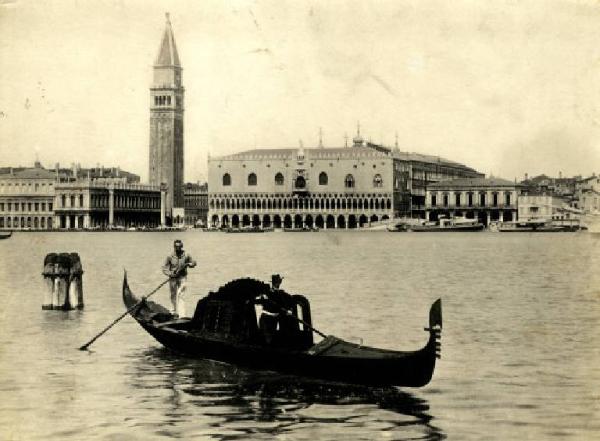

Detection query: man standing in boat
(162, 239), (197, 318)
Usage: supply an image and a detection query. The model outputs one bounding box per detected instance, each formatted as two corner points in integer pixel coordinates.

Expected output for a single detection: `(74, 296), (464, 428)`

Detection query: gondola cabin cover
(190, 278), (314, 349)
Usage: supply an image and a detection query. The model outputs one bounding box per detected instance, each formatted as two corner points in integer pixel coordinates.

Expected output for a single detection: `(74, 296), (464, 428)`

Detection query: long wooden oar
(79, 276), (171, 351)
(284, 309), (328, 339)
(266, 296), (328, 339)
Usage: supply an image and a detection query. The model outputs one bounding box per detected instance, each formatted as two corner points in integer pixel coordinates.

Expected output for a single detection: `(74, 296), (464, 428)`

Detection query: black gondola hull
(124, 274), (441, 387)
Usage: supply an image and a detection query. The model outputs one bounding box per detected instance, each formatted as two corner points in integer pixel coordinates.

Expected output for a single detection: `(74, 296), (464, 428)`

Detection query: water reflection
(128, 347), (445, 440)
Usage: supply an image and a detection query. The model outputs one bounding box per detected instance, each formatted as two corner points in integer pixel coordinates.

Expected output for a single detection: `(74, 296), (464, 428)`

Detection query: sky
(1, 0), (600, 183)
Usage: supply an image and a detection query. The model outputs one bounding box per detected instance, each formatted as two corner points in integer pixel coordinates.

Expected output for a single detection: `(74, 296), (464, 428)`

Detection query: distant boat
(283, 226), (319, 232)
(0, 231), (12, 240)
(411, 216), (484, 232)
(226, 226), (271, 233)
(497, 218), (580, 233)
(387, 222), (410, 232)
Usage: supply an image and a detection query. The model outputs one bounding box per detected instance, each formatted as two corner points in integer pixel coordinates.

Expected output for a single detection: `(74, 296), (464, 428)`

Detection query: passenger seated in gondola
(258, 274), (296, 345)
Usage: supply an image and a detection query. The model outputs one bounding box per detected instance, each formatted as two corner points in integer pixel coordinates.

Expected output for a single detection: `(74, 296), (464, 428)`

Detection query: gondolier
(162, 239), (196, 318)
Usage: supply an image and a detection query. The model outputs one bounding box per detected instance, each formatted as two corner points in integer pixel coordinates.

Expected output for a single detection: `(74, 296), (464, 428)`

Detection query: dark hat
(271, 274), (283, 284)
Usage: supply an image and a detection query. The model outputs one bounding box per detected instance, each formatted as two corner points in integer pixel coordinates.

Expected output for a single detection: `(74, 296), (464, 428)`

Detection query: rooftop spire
(155, 12), (181, 66)
(318, 127), (323, 148)
(352, 121), (364, 147)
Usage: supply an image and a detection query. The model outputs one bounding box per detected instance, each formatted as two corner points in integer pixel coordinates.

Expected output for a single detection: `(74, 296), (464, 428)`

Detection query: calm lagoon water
(0, 231), (599, 440)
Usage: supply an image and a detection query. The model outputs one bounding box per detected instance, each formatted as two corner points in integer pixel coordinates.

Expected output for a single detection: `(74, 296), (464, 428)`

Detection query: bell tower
(149, 13), (184, 218)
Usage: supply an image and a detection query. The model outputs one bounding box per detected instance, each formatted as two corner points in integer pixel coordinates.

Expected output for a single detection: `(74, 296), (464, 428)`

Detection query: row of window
(222, 172), (383, 188)
(0, 202), (53, 212)
(153, 95), (181, 107)
(431, 193), (511, 207)
(0, 182), (53, 192)
(58, 194), (160, 210)
(60, 195), (84, 208)
(0, 216), (53, 229)
(210, 197), (393, 211)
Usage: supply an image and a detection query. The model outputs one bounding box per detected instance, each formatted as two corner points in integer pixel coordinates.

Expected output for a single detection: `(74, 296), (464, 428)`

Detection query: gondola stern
(425, 299), (442, 360)
(429, 298), (442, 330)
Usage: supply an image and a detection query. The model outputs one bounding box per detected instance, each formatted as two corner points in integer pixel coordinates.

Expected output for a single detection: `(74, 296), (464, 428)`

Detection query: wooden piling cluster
(42, 253), (84, 310)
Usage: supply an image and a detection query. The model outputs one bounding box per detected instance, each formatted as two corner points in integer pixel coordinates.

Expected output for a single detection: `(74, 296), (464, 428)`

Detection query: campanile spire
(149, 14), (185, 221)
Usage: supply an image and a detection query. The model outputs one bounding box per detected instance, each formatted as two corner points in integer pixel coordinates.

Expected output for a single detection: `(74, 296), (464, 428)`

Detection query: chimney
(559, 171), (562, 179)
(524, 173), (528, 181)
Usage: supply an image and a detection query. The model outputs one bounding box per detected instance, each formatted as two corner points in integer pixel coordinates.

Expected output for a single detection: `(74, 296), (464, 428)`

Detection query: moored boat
(0, 231), (12, 240)
(387, 222), (410, 232)
(411, 216), (484, 232)
(283, 226), (319, 232)
(225, 226), (271, 233)
(123, 274), (442, 387)
(497, 218), (580, 232)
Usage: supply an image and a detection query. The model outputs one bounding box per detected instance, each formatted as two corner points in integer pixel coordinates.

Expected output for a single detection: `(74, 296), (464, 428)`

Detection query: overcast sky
(1, 0), (600, 182)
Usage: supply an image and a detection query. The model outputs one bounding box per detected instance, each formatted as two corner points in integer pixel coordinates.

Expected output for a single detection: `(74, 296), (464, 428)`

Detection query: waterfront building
(53, 181), (165, 229)
(517, 193), (575, 221)
(392, 149), (484, 216)
(520, 173), (578, 199)
(183, 182), (208, 226)
(207, 131), (483, 228)
(575, 175), (600, 213)
(0, 163), (56, 230)
(148, 13), (184, 221)
(424, 177), (521, 225)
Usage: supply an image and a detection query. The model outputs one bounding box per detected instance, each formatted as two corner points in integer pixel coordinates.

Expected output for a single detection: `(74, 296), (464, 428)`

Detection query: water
(0, 231), (599, 440)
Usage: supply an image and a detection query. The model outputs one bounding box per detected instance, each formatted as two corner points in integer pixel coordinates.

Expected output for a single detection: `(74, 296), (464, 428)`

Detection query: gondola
(123, 273), (442, 387)
(0, 231), (12, 240)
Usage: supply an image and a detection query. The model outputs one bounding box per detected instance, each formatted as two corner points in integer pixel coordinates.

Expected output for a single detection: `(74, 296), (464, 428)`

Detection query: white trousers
(169, 276), (187, 318)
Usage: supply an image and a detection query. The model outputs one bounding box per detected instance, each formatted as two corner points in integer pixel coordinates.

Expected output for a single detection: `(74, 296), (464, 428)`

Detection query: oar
(79, 275), (171, 351)
(284, 308), (328, 339)
(265, 296), (328, 339)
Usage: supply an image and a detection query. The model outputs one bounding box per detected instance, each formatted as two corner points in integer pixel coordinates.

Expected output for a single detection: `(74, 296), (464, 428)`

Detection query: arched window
(344, 174), (355, 188)
(222, 173), (231, 186)
(373, 174), (383, 188)
(295, 176), (306, 189)
(319, 172), (328, 185)
(248, 173), (257, 186)
(275, 173), (284, 186)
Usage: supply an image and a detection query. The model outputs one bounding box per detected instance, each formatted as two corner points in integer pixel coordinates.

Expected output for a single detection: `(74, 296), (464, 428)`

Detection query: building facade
(183, 182), (208, 226)
(575, 175), (600, 213)
(425, 177), (521, 225)
(397, 151), (484, 216)
(517, 194), (576, 221)
(0, 164), (56, 230)
(208, 129), (484, 228)
(148, 13), (184, 220)
(53, 181), (165, 229)
(208, 143), (399, 229)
